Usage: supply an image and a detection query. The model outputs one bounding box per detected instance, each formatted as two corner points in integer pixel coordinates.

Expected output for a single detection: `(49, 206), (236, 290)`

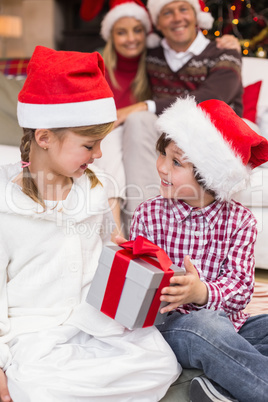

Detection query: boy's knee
(188, 310), (232, 334)
(158, 311), (235, 365)
(160, 310), (232, 337)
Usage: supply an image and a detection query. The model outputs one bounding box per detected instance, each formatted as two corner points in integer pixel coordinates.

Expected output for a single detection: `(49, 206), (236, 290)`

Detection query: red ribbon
(101, 236), (174, 327)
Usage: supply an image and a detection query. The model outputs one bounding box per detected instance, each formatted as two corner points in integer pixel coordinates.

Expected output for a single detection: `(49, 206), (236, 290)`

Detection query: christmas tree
(204, 0), (268, 57)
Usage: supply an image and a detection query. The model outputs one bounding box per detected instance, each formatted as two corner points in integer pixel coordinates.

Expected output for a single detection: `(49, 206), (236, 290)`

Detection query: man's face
(156, 1), (198, 52)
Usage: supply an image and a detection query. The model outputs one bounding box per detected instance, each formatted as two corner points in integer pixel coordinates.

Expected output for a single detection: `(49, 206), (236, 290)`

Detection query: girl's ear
(34, 129), (53, 149)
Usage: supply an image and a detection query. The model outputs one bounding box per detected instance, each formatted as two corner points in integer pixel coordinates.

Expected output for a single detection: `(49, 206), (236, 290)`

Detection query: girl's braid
(20, 128), (45, 209)
(20, 128), (34, 163)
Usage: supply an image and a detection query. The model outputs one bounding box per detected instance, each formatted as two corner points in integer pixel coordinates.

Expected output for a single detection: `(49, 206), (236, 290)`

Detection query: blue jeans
(157, 310), (268, 402)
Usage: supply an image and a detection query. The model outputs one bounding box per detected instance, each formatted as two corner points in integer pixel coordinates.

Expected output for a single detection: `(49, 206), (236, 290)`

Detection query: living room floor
(255, 268), (268, 283)
(244, 268), (268, 317)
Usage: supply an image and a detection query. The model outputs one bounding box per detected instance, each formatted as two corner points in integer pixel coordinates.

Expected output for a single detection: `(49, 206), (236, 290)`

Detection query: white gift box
(87, 244), (185, 329)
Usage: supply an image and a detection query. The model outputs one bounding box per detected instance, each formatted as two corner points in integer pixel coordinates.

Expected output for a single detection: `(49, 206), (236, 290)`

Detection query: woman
(92, 0), (241, 237)
(92, 0), (153, 237)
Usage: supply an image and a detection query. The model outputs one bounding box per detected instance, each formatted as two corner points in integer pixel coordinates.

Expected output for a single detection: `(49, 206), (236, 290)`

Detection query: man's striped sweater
(146, 41), (243, 116)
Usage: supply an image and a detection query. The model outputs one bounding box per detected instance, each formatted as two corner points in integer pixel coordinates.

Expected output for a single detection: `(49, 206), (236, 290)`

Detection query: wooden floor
(255, 268), (268, 283)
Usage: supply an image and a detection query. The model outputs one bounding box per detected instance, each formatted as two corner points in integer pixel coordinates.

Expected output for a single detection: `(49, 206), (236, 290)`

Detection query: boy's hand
(160, 255), (208, 314)
(0, 369), (12, 401)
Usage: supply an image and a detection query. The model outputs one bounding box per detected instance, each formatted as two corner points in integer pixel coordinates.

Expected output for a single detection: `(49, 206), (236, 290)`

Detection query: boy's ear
(34, 129), (53, 149)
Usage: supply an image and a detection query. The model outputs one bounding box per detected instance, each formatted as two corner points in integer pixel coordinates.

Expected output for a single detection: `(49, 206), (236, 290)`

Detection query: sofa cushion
(0, 72), (24, 146)
(233, 166), (268, 270)
(0, 144), (20, 166)
(242, 81), (262, 124)
(233, 167), (268, 208)
(242, 57), (268, 140)
(0, 58), (29, 78)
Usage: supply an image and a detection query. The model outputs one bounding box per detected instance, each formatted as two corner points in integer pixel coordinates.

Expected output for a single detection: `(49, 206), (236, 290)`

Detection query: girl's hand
(160, 255), (208, 314)
(0, 369), (12, 402)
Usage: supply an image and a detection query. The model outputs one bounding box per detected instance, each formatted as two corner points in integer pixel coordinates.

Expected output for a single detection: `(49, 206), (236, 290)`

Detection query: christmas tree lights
(204, 0), (268, 57)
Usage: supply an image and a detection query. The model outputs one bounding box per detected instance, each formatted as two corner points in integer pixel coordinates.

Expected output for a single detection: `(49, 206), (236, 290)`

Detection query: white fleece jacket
(0, 163), (125, 370)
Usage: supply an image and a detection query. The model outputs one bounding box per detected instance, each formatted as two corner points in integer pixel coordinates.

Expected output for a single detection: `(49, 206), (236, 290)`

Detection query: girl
(0, 45), (180, 402)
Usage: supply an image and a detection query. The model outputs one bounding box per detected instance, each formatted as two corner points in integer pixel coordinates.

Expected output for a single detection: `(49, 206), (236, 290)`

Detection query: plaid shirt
(130, 196), (258, 331)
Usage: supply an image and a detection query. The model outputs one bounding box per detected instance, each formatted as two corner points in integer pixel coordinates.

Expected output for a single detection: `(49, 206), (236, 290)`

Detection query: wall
(0, 0), (61, 58)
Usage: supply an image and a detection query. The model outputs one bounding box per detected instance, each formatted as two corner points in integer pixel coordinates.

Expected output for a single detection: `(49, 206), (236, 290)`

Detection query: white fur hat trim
(156, 97), (250, 201)
(101, 3), (151, 41)
(147, 0), (214, 30)
(17, 98), (117, 128)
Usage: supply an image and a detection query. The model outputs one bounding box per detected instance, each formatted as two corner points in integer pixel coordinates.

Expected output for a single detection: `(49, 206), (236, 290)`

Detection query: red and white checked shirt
(130, 196), (258, 331)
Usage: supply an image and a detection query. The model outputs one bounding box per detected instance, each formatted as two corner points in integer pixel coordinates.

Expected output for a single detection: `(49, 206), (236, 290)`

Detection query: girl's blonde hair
(20, 122), (114, 209)
(103, 36), (151, 103)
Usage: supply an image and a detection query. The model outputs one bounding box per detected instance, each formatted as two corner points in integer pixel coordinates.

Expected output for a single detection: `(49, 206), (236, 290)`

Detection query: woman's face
(112, 17), (146, 58)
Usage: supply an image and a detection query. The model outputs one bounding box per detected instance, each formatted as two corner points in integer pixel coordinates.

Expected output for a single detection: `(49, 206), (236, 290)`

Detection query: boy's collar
(169, 198), (224, 229)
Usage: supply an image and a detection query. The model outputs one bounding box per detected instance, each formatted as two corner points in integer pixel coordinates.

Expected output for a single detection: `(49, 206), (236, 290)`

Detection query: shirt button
(67, 297), (76, 307)
(195, 231), (200, 237)
(69, 263), (78, 272)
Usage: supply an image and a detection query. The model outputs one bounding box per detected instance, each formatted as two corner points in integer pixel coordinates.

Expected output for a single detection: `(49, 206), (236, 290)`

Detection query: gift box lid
(101, 245), (172, 288)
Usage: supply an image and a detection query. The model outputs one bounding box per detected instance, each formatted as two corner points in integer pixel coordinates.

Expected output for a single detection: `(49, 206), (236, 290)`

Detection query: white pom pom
(198, 12), (214, 30)
(146, 32), (162, 49)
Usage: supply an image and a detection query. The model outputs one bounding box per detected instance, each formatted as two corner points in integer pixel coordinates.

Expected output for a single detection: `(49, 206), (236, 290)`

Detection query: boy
(129, 97), (268, 402)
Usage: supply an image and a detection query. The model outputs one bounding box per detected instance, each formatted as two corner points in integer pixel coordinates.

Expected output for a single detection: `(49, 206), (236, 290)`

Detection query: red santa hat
(17, 46), (116, 129)
(100, 0), (152, 41)
(79, 0), (106, 22)
(147, 0), (214, 30)
(156, 97), (268, 201)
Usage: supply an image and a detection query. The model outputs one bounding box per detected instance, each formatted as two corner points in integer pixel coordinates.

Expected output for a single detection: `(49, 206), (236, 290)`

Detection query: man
(118, 0), (243, 231)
